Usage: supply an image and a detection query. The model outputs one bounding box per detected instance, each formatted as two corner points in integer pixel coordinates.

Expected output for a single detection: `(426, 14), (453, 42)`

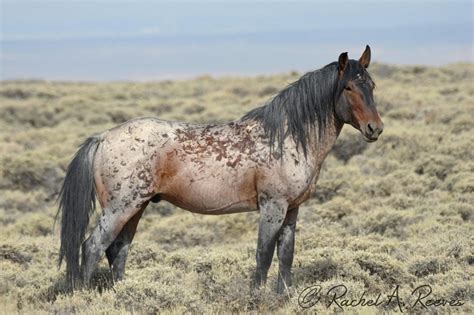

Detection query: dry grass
(0, 63), (473, 313)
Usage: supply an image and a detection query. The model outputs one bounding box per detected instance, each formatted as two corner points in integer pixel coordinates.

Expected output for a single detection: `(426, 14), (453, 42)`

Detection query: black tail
(57, 136), (100, 287)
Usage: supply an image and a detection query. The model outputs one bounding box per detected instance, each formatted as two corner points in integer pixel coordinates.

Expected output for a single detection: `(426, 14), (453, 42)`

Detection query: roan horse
(57, 46), (383, 293)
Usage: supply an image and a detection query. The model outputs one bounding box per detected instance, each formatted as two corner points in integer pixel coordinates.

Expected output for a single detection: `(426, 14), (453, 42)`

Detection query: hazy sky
(1, 1), (472, 81)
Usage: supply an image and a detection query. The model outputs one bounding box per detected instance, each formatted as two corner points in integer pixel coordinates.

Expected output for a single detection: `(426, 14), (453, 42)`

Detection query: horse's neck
(298, 115), (343, 175)
(312, 116), (343, 162)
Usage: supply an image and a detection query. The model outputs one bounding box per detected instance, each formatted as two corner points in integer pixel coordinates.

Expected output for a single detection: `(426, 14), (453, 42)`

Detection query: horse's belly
(160, 175), (257, 215)
(162, 195), (256, 214)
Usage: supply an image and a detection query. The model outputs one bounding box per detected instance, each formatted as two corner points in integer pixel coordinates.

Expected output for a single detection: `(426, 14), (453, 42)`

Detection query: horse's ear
(359, 45), (371, 68)
(338, 52), (349, 75)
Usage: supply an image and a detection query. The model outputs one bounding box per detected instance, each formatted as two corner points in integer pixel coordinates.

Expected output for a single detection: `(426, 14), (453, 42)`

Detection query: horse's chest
(278, 161), (322, 208)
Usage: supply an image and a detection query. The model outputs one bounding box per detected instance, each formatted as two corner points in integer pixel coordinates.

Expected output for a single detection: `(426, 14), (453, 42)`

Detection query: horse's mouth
(362, 135), (378, 142)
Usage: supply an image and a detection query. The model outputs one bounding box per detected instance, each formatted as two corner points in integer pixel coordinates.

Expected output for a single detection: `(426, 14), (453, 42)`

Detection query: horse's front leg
(254, 194), (288, 288)
(277, 207), (298, 294)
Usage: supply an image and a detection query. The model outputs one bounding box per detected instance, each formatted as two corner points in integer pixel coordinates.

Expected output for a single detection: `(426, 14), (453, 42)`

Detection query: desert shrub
(258, 85), (279, 97)
(374, 97), (395, 112)
(0, 103), (64, 128)
(371, 63), (398, 79)
(447, 173), (474, 194)
(385, 194), (417, 210)
(1, 155), (63, 193)
(295, 257), (338, 283)
(147, 210), (257, 252)
(229, 86), (250, 97)
(105, 107), (139, 124)
(353, 252), (410, 286)
(331, 132), (368, 163)
(386, 107), (417, 120)
(0, 245), (32, 265)
(147, 201), (176, 216)
(183, 103), (206, 115)
(144, 102), (174, 115)
(5, 212), (54, 237)
(312, 178), (349, 204)
(113, 266), (198, 313)
(455, 203), (474, 222)
(0, 190), (48, 213)
(317, 197), (354, 221)
(414, 154), (457, 181)
(128, 243), (167, 268)
(408, 257), (452, 278)
(0, 88), (33, 99)
(360, 210), (420, 238)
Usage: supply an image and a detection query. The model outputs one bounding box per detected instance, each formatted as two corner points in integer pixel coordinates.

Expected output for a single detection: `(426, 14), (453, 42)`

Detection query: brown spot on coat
(226, 154), (242, 168)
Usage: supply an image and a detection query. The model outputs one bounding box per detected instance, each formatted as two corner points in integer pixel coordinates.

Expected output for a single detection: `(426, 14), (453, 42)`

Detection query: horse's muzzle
(362, 121), (384, 142)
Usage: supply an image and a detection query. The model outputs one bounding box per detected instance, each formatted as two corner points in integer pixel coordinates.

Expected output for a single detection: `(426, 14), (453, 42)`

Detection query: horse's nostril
(367, 123), (374, 133)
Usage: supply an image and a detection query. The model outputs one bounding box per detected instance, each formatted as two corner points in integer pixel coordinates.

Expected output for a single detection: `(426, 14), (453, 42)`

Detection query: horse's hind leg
(106, 206), (146, 281)
(81, 203), (147, 286)
(276, 207), (298, 294)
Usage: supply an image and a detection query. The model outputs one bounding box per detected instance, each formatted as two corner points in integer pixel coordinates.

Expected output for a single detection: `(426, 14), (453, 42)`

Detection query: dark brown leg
(81, 203), (148, 286)
(254, 194), (288, 288)
(277, 207), (298, 294)
(106, 206), (146, 281)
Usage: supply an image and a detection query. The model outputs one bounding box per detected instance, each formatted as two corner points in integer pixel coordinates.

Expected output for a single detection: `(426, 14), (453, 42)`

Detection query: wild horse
(57, 46), (383, 293)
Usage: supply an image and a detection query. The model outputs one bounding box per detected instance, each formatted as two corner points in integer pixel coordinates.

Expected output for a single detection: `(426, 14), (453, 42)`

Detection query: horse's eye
(345, 86), (352, 91)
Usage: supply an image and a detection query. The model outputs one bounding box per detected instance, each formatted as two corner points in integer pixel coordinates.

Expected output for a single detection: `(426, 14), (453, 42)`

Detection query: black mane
(243, 61), (357, 157)
(243, 60), (369, 157)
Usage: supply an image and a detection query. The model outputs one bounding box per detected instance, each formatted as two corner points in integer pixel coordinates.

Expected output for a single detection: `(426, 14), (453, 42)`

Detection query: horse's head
(335, 45), (383, 142)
